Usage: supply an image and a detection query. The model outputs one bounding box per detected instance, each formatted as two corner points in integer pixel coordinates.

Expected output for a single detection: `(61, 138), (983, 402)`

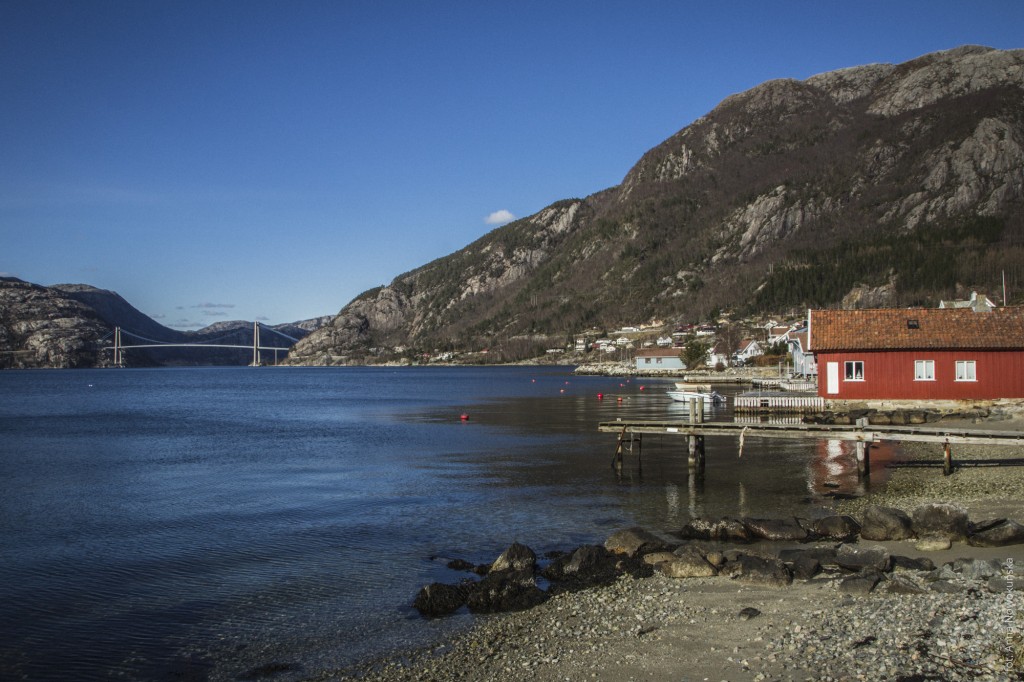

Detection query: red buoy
(460, 413), (469, 421)
(597, 393), (604, 400)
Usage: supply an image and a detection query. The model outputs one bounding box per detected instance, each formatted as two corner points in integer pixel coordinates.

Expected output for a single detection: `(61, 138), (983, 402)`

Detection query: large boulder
(951, 557), (1002, 581)
(657, 545), (718, 578)
(859, 505), (914, 541)
(812, 515), (862, 541)
(490, 542), (537, 573)
(544, 544), (652, 594)
(678, 517), (752, 542)
(911, 503), (969, 541)
(465, 569), (546, 613)
(778, 546), (839, 568)
(891, 555), (936, 572)
(413, 582), (468, 617)
(729, 555), (793, 587)
(968, 519), (1024, 547)
(839, 570), (882, 596)
(836, 543), (891, 572)
(604, 527), (667, 557)
(743, 517), (809, 542)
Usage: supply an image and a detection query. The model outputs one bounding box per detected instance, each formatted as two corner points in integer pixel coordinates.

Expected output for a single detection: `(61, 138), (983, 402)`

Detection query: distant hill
(288, 46), (1024, 365)
(0, 279), (329, 368)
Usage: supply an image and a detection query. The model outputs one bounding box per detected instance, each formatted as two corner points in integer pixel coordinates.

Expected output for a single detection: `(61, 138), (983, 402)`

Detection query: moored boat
(666, 389), (726, 406)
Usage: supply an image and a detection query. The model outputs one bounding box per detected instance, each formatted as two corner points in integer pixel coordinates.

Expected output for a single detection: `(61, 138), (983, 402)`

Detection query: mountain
(0, 279), (329, 368)
(0, 278), (110, 368)
(287, 46), (1024, 365)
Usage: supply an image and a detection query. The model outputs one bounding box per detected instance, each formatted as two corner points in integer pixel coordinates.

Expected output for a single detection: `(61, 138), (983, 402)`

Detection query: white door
(826, 362), (839, 394)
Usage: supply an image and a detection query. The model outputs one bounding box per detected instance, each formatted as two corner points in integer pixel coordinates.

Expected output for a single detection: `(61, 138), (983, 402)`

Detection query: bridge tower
(251, 321), (260, 367)
(113, 327), (123, 367)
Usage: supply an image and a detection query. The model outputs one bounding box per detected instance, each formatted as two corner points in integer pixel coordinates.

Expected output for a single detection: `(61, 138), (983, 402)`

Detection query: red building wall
(815, 350), (1024, 400)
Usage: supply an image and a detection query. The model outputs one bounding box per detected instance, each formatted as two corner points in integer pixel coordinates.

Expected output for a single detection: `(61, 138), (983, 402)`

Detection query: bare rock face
(866, 46), (1024, 117)
(0, 279), (109, 369)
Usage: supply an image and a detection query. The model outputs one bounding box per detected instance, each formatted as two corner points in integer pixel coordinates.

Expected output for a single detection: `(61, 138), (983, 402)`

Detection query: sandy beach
(325, 414), (1024, 682)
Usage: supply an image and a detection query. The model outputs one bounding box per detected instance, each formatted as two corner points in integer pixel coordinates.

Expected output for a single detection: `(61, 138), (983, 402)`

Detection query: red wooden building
(808, 307), (1024, 400)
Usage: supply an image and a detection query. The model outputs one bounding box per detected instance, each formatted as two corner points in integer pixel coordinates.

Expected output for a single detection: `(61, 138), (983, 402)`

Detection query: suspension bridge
(100, 322), (299, 367)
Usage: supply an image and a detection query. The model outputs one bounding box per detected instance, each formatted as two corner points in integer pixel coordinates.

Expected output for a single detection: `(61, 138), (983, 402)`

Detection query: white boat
(666, 389), (726, 407)
(674, 382), (713, 392)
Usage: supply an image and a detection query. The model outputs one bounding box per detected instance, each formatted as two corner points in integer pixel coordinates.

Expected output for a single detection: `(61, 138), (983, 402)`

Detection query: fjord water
(0, 367), (878, 680)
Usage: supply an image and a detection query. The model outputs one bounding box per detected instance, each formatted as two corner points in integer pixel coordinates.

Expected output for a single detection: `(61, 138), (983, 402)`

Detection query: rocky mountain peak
(287, 45), (1024, 366)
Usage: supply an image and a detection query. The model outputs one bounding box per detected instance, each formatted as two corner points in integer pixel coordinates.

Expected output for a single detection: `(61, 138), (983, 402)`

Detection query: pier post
(943, 440), (953, 476)
(687, 398), (705, 478)
(612, 425), (627, 470)
(855, 418), (870, 478)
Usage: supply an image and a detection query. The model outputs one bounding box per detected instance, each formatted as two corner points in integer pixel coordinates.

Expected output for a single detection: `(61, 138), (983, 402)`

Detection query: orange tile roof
(809, 307), (1024, 351)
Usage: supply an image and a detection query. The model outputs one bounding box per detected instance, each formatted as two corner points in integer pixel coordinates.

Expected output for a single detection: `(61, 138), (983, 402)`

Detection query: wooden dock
(733, 394), (824, 414)
(599, 415), (1024, 478)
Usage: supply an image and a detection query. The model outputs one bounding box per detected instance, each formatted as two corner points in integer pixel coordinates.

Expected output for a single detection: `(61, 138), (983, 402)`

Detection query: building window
(656, 357), (663, 364)
(955, 360), (976, 382)
(644, 357), (651, 364)
(914, 359), (935, 381)
(844, 360), (864, 381)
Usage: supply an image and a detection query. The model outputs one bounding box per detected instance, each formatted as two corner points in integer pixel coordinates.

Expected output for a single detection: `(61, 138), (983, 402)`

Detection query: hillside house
(786, 329), (817, 376)
(766, 326), (793, 346)
(938, 291), (997, 313)
(635, 348), (684, 371)
(808, 307), (1024, 400)
(706, 341), (731, 368)
(735, 339), (763, 364)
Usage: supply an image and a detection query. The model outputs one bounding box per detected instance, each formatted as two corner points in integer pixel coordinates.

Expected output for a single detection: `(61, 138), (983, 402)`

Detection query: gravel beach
(323, 415), (1024, 682)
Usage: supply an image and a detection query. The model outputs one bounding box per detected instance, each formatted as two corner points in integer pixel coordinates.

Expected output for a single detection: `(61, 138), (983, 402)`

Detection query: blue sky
(2, 1), (1022, 329)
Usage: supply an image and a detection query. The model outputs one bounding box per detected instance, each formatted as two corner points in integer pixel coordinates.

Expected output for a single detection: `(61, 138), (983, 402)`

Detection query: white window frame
(914, 359), (935, 381)
(844, 360), (864, 382)
(955, 360), (977, 382)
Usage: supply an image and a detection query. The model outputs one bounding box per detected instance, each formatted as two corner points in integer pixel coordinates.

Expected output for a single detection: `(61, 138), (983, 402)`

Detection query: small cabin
(634, 348), (684, 371)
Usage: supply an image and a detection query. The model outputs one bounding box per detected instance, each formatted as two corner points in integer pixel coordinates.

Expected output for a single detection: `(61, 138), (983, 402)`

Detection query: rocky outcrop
(0, 278), (109, 369)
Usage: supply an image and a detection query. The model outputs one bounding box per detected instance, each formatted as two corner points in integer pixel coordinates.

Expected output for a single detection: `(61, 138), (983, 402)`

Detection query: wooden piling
(943, 440), (953, 476)
(855, 418), (870, 478)
(612, 425), (626, 470)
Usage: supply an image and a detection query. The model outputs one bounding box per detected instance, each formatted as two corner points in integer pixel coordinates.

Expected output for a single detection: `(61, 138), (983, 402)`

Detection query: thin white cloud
(201, 310), (228, 317)
(193, 302), (235, 309)
(485, 209), (515, 225)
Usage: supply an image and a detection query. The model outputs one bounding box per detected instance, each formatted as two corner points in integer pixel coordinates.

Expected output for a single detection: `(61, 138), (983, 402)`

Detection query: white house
(938, 291), (997, 313)
(635, 348), (684, 371)
(735, 338), (763, 363)
(786, 328), (817, 376)
(706, 341), (730, 368)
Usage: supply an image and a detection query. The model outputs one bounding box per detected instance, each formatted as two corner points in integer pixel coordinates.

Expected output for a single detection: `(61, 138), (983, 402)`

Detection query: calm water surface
(0, 367), (890, 680)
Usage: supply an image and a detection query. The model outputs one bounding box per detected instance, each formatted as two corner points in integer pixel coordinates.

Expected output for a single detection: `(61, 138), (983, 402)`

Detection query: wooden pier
(733, 394), (825, 414)
(600, 412), (1024, 478)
